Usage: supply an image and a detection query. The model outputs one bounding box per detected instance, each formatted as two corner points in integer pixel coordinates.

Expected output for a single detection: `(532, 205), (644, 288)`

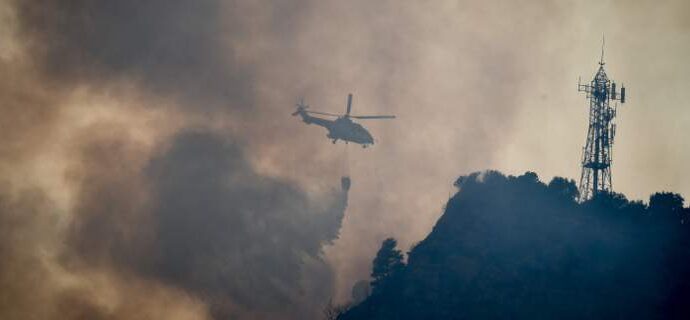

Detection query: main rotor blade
(346, 93), (353, 116)
(350, 115), (396, 119)
(295, 98), (308, 109)
(306, 110), (341, 117)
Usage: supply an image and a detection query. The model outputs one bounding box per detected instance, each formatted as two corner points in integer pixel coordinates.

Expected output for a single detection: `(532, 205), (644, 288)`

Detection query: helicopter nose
(364, 132), (374, 144)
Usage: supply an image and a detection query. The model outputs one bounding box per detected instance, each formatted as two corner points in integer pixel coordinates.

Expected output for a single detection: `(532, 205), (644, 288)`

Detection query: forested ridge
(337, 171), (690, 320)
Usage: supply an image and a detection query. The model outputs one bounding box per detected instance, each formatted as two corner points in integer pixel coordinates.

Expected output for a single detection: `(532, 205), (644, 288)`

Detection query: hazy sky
(1, 0), (689, 318)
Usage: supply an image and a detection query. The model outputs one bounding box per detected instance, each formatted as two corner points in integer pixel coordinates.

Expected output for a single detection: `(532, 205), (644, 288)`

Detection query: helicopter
(292, 94), (395, 147)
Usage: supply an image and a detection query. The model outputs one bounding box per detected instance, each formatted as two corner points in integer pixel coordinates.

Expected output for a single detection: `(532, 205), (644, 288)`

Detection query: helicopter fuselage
(298, 111), (374, 146)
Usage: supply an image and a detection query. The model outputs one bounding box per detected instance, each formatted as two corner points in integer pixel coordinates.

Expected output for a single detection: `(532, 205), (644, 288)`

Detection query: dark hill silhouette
(338, 171), (690, 320)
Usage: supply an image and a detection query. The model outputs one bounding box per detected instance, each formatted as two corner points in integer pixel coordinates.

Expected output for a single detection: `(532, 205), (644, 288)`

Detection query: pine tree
(370, 238), (405, 292)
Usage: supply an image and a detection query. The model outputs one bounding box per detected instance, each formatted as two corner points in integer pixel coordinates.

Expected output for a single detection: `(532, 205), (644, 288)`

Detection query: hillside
(339, 171), (690, 320)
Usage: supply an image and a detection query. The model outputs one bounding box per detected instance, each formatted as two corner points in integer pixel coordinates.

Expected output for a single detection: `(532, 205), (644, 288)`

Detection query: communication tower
(577, 40), (626, 201)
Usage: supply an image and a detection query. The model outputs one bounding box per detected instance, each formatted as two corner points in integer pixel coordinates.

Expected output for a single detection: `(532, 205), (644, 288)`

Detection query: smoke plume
(2, 0), (690, 318)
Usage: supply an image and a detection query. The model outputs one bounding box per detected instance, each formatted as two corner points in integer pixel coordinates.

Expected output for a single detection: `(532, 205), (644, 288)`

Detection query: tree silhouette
(322, 300), (350, 320)
(547, 177), (579, 202)
(649, 192), (684, 216)
(371, 238), (405, 292)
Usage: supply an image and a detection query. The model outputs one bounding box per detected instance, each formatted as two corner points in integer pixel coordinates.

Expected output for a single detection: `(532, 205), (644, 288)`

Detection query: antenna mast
(577, 40), (626, 201)
(599, 35), (606, 66)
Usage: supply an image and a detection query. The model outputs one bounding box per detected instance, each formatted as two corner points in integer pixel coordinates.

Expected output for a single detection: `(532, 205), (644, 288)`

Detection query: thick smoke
(3, 0), (690, 317)
(144, 131), (348, 317)
(0, 55), (61, 165)
(59, 129), (349, 319)
(14, 0), (325, 112)
(5, 1), (350, 318)
(0, 178), (212, 320)
(0, 187), (56, 319)
(17, 0), (250, 108)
